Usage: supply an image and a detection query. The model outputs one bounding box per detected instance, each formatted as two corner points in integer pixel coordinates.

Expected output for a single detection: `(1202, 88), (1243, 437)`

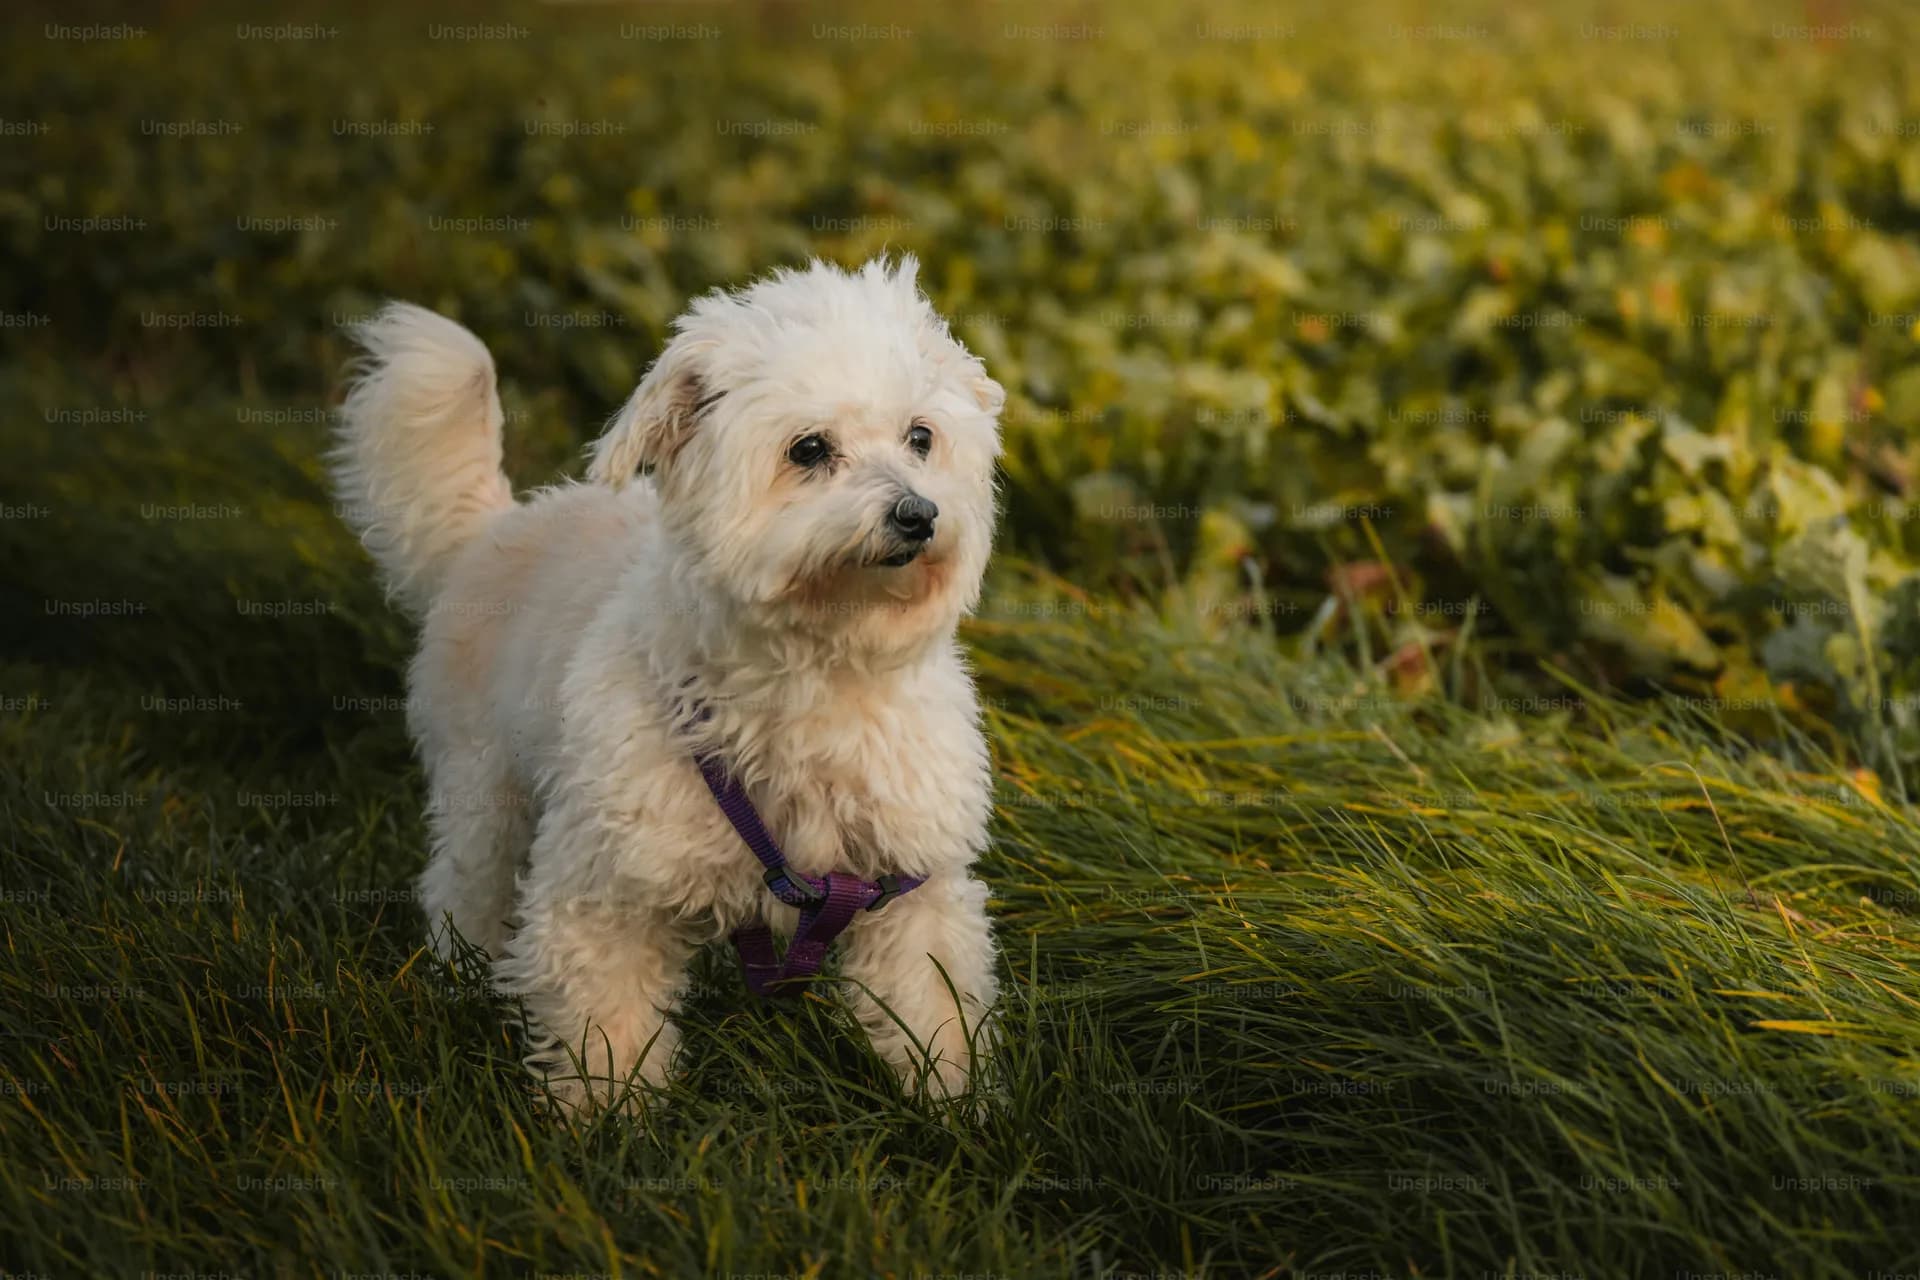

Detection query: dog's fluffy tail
(332, 303), (515, 619)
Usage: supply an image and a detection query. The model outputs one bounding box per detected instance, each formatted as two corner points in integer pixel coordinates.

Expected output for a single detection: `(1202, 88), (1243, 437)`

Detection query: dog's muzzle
(877, 493), (938, 566)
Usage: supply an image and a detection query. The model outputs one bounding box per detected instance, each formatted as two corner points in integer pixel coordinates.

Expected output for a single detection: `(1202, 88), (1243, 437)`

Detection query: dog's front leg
(839, 873), (997, 1101)
(496, 868), (694, 1119)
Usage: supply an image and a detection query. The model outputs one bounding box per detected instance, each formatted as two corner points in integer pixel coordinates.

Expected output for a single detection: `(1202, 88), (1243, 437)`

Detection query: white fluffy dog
(332, 256), (1004, 1113)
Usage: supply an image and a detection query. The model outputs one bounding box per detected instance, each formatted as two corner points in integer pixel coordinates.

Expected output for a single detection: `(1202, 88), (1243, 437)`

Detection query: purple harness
(692, 745), (924, 997)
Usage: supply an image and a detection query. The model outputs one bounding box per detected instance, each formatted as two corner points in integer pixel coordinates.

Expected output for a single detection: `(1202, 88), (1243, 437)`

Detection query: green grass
(6, 0), (1920, 1272)
(4, 384), (1920, 1271)
(9, 0), (1920, 753)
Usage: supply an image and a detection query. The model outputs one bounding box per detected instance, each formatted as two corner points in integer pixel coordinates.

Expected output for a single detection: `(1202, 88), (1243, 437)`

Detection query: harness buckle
(866, 873), (905, 912)
(764, 865), (824, 905)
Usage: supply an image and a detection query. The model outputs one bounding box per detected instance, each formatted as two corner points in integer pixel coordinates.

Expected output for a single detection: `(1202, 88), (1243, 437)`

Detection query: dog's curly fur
(332, 256), (1005, 1113)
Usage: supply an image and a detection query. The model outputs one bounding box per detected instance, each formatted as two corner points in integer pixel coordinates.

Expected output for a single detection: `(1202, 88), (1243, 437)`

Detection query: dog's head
(589, 255), (1003, 656)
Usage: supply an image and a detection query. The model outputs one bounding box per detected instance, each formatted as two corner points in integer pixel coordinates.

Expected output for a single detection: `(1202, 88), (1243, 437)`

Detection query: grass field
(6, 0), (1920, 1275)
(7, 412), (1920, 1273)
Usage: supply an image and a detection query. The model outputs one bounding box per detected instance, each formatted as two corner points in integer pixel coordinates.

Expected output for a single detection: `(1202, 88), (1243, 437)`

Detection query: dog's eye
(787, 434), (832, 468)
(906, 421), (933, 458)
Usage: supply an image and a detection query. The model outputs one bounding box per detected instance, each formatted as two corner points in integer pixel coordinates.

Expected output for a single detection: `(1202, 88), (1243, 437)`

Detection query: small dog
(332, 256), (1004, 1113)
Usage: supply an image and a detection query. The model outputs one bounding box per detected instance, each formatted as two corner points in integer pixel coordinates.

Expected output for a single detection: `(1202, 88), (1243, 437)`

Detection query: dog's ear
(588, 335), (717, 488)
(941, 338), (1005, 420)
(910, 297), (1005, 420)
(969, 364), (1006, 416)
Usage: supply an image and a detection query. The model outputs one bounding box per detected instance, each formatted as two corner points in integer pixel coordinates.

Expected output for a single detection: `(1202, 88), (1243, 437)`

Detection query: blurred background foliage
(5, 0), (1920, 781)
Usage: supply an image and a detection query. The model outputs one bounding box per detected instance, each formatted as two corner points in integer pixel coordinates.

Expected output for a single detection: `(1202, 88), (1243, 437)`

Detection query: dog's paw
(535, 1068), (654, 1124)
(901, 1034), (996, 1102)
(906, 1052), (969, 1102)
(521, 1034), (669, 1124)
(900, 1052), (1009, 1130)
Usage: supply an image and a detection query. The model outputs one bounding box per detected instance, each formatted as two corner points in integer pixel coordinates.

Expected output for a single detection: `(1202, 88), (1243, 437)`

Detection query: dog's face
(590, 256), (1003, 656)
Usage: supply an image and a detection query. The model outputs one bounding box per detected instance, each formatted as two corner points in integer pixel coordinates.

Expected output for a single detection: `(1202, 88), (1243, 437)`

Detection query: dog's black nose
(889, 494), (938, 543)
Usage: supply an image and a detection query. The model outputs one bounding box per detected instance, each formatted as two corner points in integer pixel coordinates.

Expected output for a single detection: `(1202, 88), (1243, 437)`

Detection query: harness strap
(692, 750), (794, 890)
(730, 921), (783, 996)
(691, 739), (924, 997)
